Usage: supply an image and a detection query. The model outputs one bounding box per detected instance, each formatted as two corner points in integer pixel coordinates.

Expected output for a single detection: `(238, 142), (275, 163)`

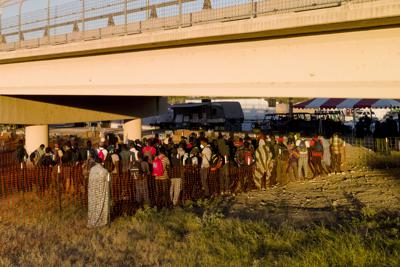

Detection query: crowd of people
(14, 131), (346, 227)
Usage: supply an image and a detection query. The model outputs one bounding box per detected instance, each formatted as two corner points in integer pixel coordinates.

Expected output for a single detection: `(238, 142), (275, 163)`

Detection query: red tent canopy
(294, 98), (400, 109)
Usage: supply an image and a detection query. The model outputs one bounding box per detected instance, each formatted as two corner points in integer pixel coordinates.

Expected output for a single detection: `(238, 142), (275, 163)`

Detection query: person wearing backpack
(200, 138), (212, 197)
(169, 147), (183, 206)
(142, 140), (156, 161)
(153, 147), (170, 208)
(275, 136), (289, 185)
(310, 135), (326, 178)
(296, 136), (310, 179)
(132, 152), (150, 206)
(97, 143), (108, 165)
(217, 136), (230, 195)
(39, 147), (56, 167)
(30, 144), (45, 166)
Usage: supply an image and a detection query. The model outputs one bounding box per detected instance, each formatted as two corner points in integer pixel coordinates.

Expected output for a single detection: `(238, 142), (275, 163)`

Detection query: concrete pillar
(123, 119), (142, 143)
(25, 125), (49, 155)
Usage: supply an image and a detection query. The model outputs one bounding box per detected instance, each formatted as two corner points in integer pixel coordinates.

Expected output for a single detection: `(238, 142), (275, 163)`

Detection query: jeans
(298, 156), (309, 179)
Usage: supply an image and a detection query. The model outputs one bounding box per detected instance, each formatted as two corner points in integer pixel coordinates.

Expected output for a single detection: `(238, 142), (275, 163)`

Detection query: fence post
(124, 0), (128, 34)
(20, 162), (24, 199)
(47, 0), (51, 44)
(179, 0), (182, 27)
(107, 173), (111, 227)
(82, 0), (85, 38)
(18, 0), (25, 47)
(57, 165), (62, 214)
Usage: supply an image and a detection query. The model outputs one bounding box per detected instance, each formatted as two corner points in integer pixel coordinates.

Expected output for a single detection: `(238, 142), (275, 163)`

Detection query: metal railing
(0, 0), (377, 52)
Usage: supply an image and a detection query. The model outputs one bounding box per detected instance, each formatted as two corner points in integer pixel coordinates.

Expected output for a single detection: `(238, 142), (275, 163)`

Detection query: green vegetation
(0, 194), (398, 266)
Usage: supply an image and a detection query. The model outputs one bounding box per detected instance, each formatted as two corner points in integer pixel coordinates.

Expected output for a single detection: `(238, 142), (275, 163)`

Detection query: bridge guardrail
(0, 0), (378, 52)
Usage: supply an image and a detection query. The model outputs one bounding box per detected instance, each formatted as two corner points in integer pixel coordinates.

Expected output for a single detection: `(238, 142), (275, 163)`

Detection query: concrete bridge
(0, 0), (400, 152)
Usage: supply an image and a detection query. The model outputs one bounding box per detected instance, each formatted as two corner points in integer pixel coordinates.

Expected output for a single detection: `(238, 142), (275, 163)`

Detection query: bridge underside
(0, 26), (399, 99)
(0, 95), (167, 124)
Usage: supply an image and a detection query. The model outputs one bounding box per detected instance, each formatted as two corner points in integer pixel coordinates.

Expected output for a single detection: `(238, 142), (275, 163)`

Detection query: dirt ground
(215, 167), (400, 226)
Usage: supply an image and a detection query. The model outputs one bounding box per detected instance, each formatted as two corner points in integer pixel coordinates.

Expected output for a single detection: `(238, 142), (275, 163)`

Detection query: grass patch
(0, 194), (399, 266)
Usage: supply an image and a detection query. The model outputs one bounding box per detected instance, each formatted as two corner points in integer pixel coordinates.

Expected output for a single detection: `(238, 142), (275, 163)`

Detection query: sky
(1, 0), (252, 42)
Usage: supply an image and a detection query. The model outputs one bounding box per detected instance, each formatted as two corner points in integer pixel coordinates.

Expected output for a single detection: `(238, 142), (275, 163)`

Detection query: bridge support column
(25, 125), (49, 155)
(123, 119), (142, 143)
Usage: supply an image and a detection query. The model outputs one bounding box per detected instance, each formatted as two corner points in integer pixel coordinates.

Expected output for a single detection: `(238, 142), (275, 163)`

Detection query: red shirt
(310, 138), (323, 157)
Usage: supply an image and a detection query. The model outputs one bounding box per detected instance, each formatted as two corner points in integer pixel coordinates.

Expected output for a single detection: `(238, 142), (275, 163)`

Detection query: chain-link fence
(0, 0), (381, 51)
(0, 161), (257, 220)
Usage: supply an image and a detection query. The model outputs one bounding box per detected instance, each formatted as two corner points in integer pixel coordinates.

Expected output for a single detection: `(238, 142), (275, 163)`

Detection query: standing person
(266, 135), (277, 186)
(129, 141), (139, 163)
(254, 137), (273, 190)
(169, 148), (182, 206)
(321, 136), (332, 173)
(110, 149), (120, 174)
(200, 138), (212, 197)
(296, 136), (310, 179)
(97, 142), (108, 164)
(153, 147), (170, 209)
(217, 135), (231, 195)
(275, 137), (289, 186)
(30, 144), (45, 166)
(132, 153), (150, 206)
(330, 133), (346, 174)
(119, 144), (131, 174)
(54, 144), (64, 165)
(142, 140), (156, 161)
(286, 142), (299, 181)
(62, 143), (74, 165)
(310, 135), (326, 178)
(87, 157), (111, 228)
(15, 139), (28, 165)
(81, 140), (97, 162)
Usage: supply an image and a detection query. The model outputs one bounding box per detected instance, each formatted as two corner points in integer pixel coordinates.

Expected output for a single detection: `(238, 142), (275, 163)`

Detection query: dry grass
(0, 191), (399, 267)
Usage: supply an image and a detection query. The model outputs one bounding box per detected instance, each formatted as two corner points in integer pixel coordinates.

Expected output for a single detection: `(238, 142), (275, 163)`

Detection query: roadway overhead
(0, 0), (399, 99)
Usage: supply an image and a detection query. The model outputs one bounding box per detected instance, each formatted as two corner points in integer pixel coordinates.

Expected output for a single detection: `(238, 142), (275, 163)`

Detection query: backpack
(130, 161), (144, 179)
(312, 140), (323, 153)
(298, 140), (308, 153)
(152, 156), (164, 177)
(235, 148), (255, 166)
(278, 144), (290, 161)
(210, 153), (223, 171)
(243, 150), (254, 166)
(40, 155), (54, 166)
(183, 154), (192, 166)
(104, 153), (114, 172)
(98, 148), (106, 162)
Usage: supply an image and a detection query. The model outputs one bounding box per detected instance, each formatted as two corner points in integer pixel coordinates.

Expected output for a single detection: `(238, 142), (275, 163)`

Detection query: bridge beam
(0, 27), (399, 99)
(0, 96), (167, 125)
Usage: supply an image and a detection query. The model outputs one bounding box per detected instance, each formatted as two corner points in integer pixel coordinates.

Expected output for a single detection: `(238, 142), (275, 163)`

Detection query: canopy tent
(294, 98), (400, 109)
